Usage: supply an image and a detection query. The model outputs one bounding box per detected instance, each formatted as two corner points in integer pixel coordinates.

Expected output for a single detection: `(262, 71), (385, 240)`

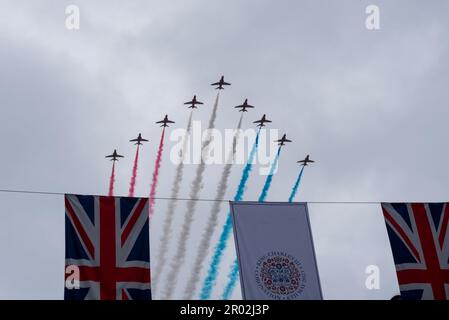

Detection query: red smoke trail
(148, 128), (165, 218)
(108, 162), (116, 197)
(128, 146), (140, 197)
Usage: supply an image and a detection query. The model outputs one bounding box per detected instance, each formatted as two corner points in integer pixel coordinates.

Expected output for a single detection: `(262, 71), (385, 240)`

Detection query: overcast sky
(0, 0), (448, 299)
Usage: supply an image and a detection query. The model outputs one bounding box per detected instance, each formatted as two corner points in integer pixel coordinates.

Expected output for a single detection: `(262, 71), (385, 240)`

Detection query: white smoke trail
(162, 92), (220, 299)
(152, 111), (193, 293)
(182, 113), (243, 299)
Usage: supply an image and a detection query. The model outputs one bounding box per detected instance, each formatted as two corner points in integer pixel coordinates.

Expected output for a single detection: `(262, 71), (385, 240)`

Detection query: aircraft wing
(166, 120), (175, 123)
(275, 138), (291, 143)
(222, 81), (231, 85)
(211, 82), (220, 86)
(130, 138), (138, 142)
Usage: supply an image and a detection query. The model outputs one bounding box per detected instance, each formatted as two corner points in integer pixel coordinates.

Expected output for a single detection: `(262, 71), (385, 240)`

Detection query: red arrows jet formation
(104, 75), (316, 190)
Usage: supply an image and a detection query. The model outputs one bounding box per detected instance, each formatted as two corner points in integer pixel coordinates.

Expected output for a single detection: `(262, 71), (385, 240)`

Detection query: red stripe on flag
(77, 266), (150, 283)
(382, 206), (420, 262)
(412, 203), (448, 300)
(99, 196), (117, 300)
(121, 198), (148, 246)
(115, 267), (151, 283)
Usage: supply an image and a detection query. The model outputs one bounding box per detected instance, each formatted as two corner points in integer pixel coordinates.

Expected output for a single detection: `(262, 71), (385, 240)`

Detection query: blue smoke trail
(200, 130), (261, 300)
(221, 259), (239, 300)
(222, 146), (283, 300)
(288, 166), (305, 202)
(234, 128), (261, 201)
(258, 147), (282, 202)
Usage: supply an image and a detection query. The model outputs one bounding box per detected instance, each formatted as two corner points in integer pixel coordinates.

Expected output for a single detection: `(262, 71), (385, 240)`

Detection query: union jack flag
(382, 203), (449, 300)
(64, 194), (151, 300)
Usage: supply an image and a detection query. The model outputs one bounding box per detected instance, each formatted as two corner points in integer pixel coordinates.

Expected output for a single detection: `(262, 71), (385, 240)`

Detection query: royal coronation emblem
(255, 251), (306, 300)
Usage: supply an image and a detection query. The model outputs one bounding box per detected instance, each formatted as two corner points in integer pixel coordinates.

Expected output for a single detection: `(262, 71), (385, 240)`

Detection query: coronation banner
(230, 201), (322, 300)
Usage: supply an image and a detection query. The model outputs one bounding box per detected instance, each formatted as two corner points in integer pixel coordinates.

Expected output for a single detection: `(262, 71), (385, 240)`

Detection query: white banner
(230, 202), (323, 300)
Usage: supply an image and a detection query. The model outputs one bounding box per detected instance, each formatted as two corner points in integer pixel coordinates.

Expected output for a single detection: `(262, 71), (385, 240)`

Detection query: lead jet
(184, 95), (203, 109)
(105, 149), (124, 161)
(253, 114), (272, 127)
(211, 76), (231, 90)
(235, 99), (255, 112)
(297, 155), (314, 166)
(156, 115), (175, 127)
(275, 134), (292, 146)
(130, 133), (149, 145)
